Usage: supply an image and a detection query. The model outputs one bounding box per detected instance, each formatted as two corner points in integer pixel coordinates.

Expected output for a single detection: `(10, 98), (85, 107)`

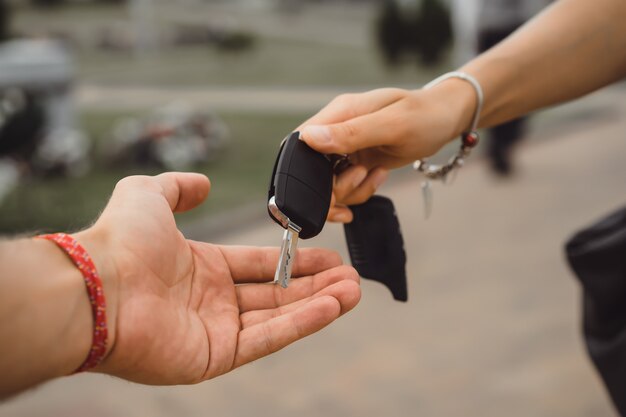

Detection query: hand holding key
(296, 86), (475, 223)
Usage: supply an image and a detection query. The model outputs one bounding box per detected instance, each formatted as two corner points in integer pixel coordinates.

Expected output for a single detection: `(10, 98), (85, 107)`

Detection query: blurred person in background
(476, 0), (551, 176)
(298, 0), (626, 413)
(452, 0), (552, 176)
(0, 172), (361, 398)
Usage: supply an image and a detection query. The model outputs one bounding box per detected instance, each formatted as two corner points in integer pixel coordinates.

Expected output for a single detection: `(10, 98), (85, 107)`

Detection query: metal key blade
(421, 180), (433, 219)
(274, 221), (301, 288)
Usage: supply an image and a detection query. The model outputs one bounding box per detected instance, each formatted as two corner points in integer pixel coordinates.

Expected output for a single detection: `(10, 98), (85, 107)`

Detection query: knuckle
(326, 250), (343, 266)
(272, 284), (283, 308)
(398, 92), (423, 115)
(239, 312), (253, 328)
(261, 322), (276, 354)
(331, 94), (358, 120)
(388, 107), (415, 140)
(290, 313), (305, 339)
(334, 93), (354, 106)
(376, 87), (407, 98)
(339, 265), (360, 283)
(339, 121), (359, 139)
(114, 175), (150, 191)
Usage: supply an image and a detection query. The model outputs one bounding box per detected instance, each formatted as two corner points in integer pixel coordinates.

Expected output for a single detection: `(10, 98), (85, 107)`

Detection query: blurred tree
(415, 0), (452, 66)
(0, 0), (9, 41)
(30, 0), (66, 7)
(376, 0), (404, 66)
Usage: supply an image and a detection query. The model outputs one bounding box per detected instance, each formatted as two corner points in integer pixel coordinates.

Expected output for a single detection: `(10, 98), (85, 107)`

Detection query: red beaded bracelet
(37, 233), (108, 373)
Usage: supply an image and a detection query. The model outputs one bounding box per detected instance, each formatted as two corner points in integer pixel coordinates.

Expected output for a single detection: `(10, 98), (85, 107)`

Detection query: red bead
(462, 132), (479, 148)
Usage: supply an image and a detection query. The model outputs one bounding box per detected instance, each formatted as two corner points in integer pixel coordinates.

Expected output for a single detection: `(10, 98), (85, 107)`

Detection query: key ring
(413, 71), (484, 217)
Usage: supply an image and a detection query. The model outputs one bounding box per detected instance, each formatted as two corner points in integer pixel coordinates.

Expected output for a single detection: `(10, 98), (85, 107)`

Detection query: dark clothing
(567, 206), (626, 416)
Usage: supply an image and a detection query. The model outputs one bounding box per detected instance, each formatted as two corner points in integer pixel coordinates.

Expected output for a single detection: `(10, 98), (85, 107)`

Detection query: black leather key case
(268, 131), (333, 239)
(344, 195), (408, 302)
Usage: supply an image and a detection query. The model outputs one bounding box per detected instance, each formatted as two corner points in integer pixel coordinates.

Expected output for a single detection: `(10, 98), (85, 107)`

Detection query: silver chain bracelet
(413, 71), (484, 218)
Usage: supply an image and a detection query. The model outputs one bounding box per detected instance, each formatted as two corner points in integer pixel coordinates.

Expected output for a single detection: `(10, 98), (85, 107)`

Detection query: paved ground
(2, 86), (626, 417)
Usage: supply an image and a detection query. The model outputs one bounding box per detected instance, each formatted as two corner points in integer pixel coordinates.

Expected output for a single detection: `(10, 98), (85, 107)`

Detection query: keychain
(413, 71), (483, 219)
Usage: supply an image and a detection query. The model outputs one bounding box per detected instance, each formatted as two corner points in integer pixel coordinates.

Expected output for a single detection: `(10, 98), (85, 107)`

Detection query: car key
(268, 131), (334, 288)
(344, 195), (408, 301)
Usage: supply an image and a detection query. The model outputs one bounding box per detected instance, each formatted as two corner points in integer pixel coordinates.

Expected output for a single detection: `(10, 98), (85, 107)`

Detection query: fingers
(296, 88), (407, 129)
(334, 165), (388, 205)
(328, 205), (353, 223)
(232, 280), (360, 369)
(233, 296), (339, 369)
(216, 246), (343, 283)
(334, 165), (367, 200)
(239, 278), (360, 328)
(326, 165), (389, 223)
(298, 89), (408, 155)
(236, 264), (359, 313)
(152, 172), (211, 212)
(341, 167), (389, 206)
(300, 103), (409, 155)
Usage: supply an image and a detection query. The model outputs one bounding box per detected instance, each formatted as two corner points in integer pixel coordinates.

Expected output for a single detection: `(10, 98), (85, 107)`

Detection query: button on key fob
(268, 131), (333, 288)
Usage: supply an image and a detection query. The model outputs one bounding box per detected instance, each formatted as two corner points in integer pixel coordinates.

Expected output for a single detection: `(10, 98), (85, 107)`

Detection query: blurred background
(0, 0), (454, 233)
(1, 0), (625, 416)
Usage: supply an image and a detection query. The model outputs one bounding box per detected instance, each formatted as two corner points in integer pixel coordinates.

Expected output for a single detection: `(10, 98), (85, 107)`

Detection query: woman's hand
(298, 83), (476, 222)
(77, 172), (360, 384)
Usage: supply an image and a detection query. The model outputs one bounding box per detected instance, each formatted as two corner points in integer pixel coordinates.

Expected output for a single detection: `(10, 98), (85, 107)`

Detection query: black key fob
(268, 131), (333, 239)
(344, 195), (408, 302)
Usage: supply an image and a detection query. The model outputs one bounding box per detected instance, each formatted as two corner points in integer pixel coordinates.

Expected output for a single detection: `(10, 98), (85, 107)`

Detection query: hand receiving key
(268, 131), (334, 288)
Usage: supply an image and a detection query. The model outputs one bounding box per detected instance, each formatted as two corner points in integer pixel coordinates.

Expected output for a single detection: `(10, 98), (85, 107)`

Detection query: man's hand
(77, 172), (360, 384)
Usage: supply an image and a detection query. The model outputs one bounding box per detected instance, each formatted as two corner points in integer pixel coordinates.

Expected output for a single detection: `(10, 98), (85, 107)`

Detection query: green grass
(0, 111), (305, 234)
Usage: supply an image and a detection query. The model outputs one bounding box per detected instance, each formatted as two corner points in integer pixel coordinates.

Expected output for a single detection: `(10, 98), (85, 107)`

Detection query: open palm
(82, 173), (360, 384)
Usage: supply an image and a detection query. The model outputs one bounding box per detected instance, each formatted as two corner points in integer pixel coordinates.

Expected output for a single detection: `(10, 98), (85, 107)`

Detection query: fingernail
(334, 211), (352, 223)
(302, 125), (331, 144)
(373, 169), (389, 188)
(352, 168), (367, 187)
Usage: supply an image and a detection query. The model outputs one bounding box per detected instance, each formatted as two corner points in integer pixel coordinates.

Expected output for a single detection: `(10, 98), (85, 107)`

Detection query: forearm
(298, 0), (626, 208)
(0, 237), (93, 397)
(461, 0), (626, 128)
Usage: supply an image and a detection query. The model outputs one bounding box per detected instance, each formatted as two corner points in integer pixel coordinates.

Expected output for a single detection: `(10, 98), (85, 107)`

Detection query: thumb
(300, 123), (359, 155)
(152, 172), (211, 213)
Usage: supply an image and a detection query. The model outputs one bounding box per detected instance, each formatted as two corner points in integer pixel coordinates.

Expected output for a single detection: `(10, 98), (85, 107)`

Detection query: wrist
(423, 76), (480, 147)
(73, 226), (119, 368)
(0, 238), (93, 394)
(36, 239), (93, 375)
